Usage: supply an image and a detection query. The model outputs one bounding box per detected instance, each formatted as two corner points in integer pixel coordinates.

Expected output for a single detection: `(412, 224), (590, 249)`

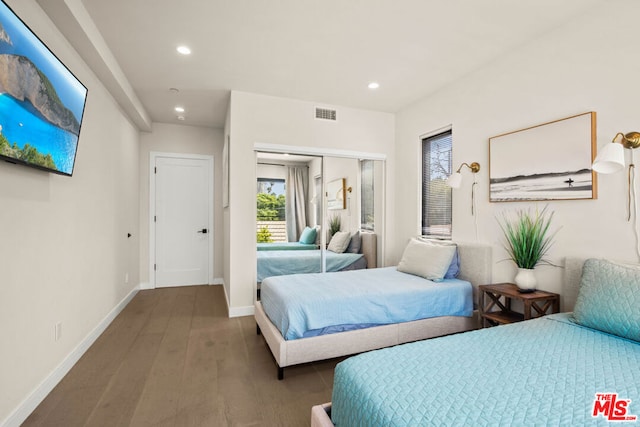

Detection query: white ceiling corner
(39, 0), (608, 130)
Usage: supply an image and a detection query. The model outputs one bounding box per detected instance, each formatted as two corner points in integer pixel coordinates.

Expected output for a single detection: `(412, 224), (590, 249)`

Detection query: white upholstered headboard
(360, 232), (377, 268)
(562, 257), (587, 312)
(456, 241), (493, 303)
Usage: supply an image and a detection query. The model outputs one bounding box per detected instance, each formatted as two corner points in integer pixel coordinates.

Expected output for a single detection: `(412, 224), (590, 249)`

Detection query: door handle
(197, 228), (208, 234)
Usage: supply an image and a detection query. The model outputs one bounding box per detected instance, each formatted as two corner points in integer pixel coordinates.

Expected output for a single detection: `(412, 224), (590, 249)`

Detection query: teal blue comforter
(261, 267), (472, 340)
(256, 249), (363, 282)
(332, 313), (640, 426)
(256, 242), (318, 251)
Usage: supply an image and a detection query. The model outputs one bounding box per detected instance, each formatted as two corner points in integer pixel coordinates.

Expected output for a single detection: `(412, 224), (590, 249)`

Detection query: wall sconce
(592, 132), (640, 174)
(447, 162), (481, 217)
(593, 132), (640, 221)
(336, 186), (352, 200)
(446, 162), (480, 188)
(593, 131), (640, 260)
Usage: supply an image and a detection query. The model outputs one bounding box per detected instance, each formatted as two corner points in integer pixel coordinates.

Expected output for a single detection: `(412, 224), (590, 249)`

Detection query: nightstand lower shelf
(481, 310), (524, 326)
(479, 283), (560, 328)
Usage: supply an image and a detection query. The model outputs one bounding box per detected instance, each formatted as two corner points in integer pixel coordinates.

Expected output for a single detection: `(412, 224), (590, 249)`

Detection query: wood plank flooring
(23, 286), (340, 427)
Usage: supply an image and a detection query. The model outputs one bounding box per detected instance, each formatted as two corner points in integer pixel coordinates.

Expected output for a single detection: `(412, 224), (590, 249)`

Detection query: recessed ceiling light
(169, 87), (179, 94)
(174, 106), (185, 113)
(368, 82), (380, 90)
(177, 115), (185, 121)
(176, 45), (191, 55)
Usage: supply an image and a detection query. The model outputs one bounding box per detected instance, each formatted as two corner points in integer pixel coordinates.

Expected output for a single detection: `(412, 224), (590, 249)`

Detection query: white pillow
(397, 238), (456, 281)
(327, 231), (351, 253)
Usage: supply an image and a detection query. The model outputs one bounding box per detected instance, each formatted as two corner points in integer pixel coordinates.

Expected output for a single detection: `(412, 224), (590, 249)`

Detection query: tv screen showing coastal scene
(0, 1), (87, 176)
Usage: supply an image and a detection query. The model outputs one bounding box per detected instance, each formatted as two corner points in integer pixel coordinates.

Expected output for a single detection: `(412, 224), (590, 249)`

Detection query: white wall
(138, 123), (225, 287)
(0, 0), (140, 423)
(395, 1), (640, 295)
(227, 91), (395, 314)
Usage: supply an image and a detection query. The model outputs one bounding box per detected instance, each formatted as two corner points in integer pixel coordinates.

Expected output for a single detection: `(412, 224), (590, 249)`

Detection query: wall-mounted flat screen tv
(0, 0), (87, 176)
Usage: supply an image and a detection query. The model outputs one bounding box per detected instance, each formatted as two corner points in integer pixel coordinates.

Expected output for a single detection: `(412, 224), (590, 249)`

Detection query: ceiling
(39, 0), (605, 130)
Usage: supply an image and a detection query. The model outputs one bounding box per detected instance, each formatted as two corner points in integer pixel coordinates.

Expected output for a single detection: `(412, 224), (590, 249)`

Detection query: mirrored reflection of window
(257, 178), (286, 242)
(360, 159), (374, 231)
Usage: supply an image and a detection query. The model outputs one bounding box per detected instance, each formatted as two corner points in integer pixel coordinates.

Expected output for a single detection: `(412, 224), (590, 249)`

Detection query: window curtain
(285, 167), (308, 241)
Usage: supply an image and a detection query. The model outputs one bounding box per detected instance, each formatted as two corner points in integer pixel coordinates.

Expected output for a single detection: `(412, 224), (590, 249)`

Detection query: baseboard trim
(229, 305), (254, 318)
(139, 281), (152, 290)
(211, 277), (224, 285)
(1, 285), (140, 427)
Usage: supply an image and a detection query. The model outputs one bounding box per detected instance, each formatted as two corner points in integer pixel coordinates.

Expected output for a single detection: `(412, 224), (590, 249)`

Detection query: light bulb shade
(592, 142), (625, 174)
(446, 172), (463, 188)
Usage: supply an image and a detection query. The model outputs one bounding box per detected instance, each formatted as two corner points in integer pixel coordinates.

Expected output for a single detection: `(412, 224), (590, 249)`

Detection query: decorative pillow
(327, 231), (352, 253)
(314, 225), (321, 245)
(397, 238), (456, 281)
(346, 231), (362, 254)
(416, 238), (460, 279)
(572, 258), (640, 343)
(298, 226), (317, 244)
(444, 248), (460, 279)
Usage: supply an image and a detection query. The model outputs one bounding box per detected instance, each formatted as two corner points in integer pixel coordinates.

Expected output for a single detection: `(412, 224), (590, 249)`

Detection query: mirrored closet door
(255, 152), (323, 285)
(255, 150), (385, 296)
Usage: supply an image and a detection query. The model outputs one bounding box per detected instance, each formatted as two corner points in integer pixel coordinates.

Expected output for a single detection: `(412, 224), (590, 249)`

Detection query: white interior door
(154, 155), (212, 287)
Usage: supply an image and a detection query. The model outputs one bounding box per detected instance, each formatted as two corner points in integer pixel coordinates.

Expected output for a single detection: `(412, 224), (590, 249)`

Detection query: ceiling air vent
(315, 107), (337, 121)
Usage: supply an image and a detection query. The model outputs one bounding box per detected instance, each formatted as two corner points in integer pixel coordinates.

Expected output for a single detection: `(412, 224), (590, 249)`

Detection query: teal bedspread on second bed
(331, 313), (640, 426)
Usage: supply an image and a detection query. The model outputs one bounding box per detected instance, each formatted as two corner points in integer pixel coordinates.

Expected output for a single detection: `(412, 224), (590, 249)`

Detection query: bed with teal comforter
(330, 258), (640, 426)
(256, 249), (365, 282)
(256, 242), (318, 251)
(261, 267), (472, 340)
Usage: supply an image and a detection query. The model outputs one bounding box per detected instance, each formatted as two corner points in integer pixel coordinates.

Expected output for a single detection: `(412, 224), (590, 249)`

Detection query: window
(256, 178), (286, 242)
(421, 130), (452, 238)
(360, 159), (375, 231)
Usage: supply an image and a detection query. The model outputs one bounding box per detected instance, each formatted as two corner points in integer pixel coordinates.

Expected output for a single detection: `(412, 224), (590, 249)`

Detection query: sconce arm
(613, 132), (640, 149)
(456, 162), (481, 174)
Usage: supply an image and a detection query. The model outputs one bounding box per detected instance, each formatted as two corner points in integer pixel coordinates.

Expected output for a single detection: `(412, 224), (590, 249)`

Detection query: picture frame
(327, 178), (346, 210)
(489, 112), (597, 202)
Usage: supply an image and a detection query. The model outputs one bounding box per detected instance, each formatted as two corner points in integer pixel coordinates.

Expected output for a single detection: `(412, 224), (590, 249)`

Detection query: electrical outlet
(54, 322), (62, 342)
(125, 272), (129, 284)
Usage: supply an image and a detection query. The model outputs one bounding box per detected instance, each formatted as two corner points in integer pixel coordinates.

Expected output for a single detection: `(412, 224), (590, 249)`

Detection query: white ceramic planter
(514, 267), (537, 292)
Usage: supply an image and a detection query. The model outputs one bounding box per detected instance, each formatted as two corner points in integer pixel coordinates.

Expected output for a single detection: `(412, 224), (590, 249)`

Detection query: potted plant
(328, 214), (341, 241)
(497, 205), (558, 292)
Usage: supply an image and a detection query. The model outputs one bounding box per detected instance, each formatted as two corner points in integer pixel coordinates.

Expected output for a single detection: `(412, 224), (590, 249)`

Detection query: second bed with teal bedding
(331, 313), (640, 426)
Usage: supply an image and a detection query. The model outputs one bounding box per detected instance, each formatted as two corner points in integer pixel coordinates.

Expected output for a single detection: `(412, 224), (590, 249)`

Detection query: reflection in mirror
(255, 151), (386, 301)
(255, 152), (323, 296)
(323, 157), (384, 271)
(327, 178), (346, 210)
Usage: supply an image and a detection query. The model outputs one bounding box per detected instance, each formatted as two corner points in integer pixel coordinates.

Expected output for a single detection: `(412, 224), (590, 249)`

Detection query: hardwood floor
(24, 286), (340, 426)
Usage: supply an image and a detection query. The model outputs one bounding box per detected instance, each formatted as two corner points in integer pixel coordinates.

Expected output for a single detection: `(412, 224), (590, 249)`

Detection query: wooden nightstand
(479, 283), (560, 328)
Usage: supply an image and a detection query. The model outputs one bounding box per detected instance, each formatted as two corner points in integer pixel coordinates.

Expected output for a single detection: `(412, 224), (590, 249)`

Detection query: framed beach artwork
(489, 112), (597, 202)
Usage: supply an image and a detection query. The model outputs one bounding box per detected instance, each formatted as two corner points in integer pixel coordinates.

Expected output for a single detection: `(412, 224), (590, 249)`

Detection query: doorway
(150, 153), (214, 287)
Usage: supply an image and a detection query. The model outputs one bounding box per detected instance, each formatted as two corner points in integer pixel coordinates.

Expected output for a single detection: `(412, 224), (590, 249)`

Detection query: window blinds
(422, 131), (452, 238)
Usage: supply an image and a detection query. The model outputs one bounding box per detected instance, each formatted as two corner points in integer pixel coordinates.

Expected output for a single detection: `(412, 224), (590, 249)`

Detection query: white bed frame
(309, 256), (587, 427)
(255, 241), (492, 380)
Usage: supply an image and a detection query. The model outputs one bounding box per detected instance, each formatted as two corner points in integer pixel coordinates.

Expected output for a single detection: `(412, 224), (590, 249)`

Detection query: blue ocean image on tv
(0, 94), (78, 174)
(0, 1), (87, 176)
